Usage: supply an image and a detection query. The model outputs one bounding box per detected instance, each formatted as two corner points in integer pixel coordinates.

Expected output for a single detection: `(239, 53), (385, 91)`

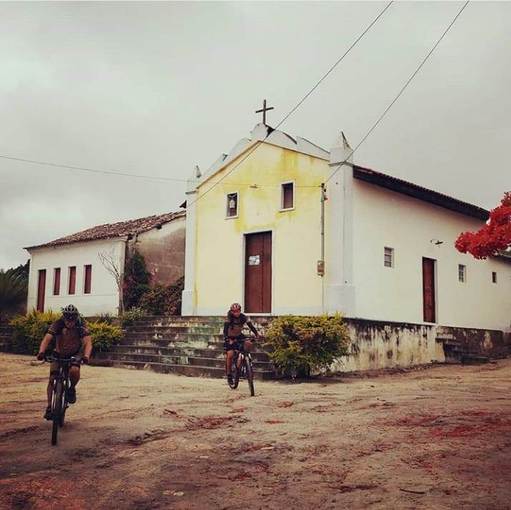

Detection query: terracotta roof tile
(26, 210), (185, 250)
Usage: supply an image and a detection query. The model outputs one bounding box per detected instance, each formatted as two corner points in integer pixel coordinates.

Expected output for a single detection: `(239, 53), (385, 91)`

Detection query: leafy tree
(455, 192), (511, 259)
(123, 250), (151, 309)
(0, 261), (29, 321)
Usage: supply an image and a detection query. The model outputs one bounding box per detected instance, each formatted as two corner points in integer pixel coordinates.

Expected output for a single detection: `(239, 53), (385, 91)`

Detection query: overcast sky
(1, 1), (509, 270)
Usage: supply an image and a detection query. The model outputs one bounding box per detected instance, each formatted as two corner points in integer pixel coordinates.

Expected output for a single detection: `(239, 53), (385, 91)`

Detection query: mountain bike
(45, 354), (80, 446)
(227, 339), (256, 397)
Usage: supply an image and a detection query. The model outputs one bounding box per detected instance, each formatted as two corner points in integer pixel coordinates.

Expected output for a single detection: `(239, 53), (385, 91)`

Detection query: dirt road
(1, 353), (510, 509)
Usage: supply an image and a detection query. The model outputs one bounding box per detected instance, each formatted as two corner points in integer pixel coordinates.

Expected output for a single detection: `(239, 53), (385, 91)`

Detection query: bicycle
(227, 339), (256, 397)
(45, 354), (81, 446)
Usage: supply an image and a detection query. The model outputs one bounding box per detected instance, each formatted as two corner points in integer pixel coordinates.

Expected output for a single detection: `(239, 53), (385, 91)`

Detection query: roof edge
(25, 210), (186, 251)
(353, 165), (489, 221)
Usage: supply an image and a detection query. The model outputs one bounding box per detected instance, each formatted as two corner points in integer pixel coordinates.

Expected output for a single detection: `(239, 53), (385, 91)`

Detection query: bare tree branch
(98, 250), (124, 314)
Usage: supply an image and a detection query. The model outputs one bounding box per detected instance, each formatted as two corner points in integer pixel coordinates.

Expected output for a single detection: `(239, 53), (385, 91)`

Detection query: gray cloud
(1, 1), (509, 269)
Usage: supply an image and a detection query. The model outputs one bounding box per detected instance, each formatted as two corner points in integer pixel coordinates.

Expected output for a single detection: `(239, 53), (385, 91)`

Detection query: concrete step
(118, 337), (212, 349)
(129, 317), (226, 327)
(94, 359), (275, 380)
(123, 331), (224, 341)
(119, 336), (265, 351)
(125, 325), (223, 335)
(96, 351), (273, 370)
(101, 344), (271, 362)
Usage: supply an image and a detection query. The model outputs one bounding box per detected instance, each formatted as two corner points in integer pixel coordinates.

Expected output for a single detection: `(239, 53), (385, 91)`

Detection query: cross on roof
(255, 99), (274, 125)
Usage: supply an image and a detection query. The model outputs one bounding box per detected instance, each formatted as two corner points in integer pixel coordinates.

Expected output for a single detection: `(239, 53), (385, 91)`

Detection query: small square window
(281, 182), (294, 210)
(458, 264), (466, 283)
(226, 193), (238, 218)
(492, 271), (497, 284)
(384, 247), (394, 268)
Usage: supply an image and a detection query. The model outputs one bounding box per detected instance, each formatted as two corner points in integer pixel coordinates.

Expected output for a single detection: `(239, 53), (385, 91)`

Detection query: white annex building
(26, 212), (185, 316)
(182, 123), (511, 333)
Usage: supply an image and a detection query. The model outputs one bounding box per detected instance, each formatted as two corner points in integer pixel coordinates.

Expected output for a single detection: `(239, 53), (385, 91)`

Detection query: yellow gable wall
(194, 142), (329, 314)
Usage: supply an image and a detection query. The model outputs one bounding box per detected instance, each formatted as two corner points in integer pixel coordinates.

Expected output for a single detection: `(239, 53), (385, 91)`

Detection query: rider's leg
(235, 336), (249, 368)
(47, 362), (59, 407)
(47, 374), (56, 407)
(66, 365), (80, 404)
(45, 369), (57, 419)
(69, 365), (80, 387)
(225, 349), (234, 376)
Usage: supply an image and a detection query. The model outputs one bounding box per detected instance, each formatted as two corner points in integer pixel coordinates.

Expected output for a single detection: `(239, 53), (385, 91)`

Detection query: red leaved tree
(455, 192), (511, 259)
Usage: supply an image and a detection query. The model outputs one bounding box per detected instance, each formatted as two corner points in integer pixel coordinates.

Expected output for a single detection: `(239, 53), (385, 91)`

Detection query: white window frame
(384, 247), (394, 268)
(458, 264), (466, 283)
(226, 192), (239, 219)
(280, 181), (295, 211)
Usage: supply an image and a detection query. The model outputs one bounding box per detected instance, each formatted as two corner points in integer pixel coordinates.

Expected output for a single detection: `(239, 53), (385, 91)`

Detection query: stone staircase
(92, 316), (276, 380)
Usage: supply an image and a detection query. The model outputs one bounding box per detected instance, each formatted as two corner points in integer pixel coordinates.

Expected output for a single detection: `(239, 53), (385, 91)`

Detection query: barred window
(458, 264), (466, 283)
(384, 247), (394, 268)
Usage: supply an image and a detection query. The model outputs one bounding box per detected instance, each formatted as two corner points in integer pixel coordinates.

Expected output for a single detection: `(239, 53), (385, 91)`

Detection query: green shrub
(264, 314), (350, 378)
(87, 321), (122, 353)
(124, 250), (151, 309)
(9, 311), (122, 355)
(10, 310), (60, 355)
(120, 307), (146, 326)
(96, 313), (115, 325)
(139, 277), (184, 316)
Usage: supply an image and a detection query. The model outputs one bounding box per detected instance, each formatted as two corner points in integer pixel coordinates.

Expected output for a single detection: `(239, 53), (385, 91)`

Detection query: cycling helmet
(62, 304), (79, 319)
(230, 303), (241, 312)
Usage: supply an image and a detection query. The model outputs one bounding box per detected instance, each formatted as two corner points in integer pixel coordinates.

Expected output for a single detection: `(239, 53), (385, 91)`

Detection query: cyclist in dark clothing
(36, 304), (92, 420)
(224, 303), (258, 385)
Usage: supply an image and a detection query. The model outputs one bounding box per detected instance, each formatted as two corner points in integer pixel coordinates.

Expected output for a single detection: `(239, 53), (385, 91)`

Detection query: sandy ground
(1, 353), (510, 510)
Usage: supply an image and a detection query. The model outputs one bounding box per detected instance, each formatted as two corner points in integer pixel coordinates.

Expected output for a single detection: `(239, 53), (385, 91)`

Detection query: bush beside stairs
(92, 316), (276, 380)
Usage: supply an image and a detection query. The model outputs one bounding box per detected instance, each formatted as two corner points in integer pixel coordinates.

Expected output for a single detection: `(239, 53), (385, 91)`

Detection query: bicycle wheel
(51, 380), (63, 445)
(245, 358), (255, 397)
(229, 356), (240, 389)
(59, 384), (67, 428)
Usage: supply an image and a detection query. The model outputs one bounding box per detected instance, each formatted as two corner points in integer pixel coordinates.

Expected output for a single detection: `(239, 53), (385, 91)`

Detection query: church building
(182, 122), (510, 334)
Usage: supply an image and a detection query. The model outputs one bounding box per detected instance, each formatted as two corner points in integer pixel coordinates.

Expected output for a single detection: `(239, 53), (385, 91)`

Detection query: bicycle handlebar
(44, 354), (81, 363)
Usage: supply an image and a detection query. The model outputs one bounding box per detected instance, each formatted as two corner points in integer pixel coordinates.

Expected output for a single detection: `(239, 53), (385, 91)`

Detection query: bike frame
(46, 355), (78, 445)
(228, 340), (256, 396)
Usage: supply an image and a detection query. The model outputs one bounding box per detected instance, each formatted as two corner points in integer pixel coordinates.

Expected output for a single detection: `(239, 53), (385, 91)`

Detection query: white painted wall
(351, 180), (511, 331)
(27, 238), (126, 316)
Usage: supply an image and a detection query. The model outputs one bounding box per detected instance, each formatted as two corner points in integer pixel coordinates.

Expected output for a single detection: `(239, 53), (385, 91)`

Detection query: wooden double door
(244, 232), (272, 313)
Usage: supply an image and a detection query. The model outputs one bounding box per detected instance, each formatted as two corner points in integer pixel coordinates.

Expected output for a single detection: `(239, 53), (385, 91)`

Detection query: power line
(188, 1), (394, 206)
(1, 1), (394, 192)
(274, 1), (394, 132)
(325, 1), (470, 184)
(0, 153), (319, 189)
(0, 154), (189, 183)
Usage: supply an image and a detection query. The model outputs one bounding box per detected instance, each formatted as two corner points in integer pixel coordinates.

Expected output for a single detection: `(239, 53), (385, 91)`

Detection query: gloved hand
(36, 352), (45, 361)
(82, 356), (89, 365)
